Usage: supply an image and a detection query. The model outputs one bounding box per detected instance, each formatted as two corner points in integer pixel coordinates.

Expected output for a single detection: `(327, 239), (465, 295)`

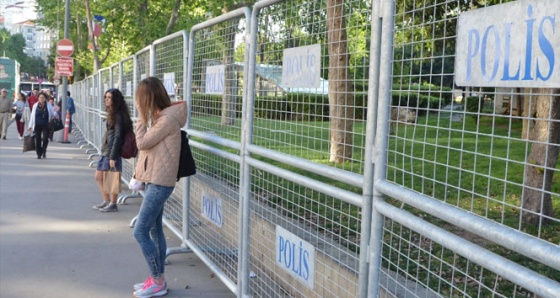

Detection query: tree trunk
(327, 0), (354, 163)
(84, 0), (101, 72)
(165, 0), (182, 35)
(521, 88), (538, 140)
(221, 23), (237, 126)
(75, 13), (83, 81)
(521, 88), (560, 225)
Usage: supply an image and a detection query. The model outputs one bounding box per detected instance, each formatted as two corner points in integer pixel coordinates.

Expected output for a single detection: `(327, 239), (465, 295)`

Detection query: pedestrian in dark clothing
(67, 91), (76, 133)
(27, 92), (56, 159)
(92, 88), (133, 212)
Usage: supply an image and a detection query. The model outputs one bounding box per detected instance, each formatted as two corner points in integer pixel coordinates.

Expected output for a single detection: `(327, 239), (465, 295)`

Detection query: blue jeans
(133, 183), (174, 278)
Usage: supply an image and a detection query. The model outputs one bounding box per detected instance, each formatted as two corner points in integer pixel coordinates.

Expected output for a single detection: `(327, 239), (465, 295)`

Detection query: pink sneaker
(133, 277), (151, 291)
(133, 277), (167, 298)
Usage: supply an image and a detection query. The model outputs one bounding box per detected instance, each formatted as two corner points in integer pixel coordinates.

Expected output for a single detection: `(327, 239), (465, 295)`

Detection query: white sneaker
(18, 136), (23, 140)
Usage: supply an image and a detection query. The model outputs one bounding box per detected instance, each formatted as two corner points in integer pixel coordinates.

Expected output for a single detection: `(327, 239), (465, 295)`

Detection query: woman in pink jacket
(132, 77), (186, 298)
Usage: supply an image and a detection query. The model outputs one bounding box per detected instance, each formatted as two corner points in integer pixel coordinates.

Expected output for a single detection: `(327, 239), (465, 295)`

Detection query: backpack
(177, 130), (196, 181)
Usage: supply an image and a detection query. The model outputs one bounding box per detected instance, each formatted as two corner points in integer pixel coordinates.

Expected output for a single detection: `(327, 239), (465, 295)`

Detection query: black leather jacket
(101, 115), (124, 160)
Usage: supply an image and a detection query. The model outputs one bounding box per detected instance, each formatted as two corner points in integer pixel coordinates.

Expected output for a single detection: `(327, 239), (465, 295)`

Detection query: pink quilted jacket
(134, 101), (187, 187)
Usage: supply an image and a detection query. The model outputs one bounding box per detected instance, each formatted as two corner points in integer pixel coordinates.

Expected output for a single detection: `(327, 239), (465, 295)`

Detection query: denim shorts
(96, 156), (122, 172)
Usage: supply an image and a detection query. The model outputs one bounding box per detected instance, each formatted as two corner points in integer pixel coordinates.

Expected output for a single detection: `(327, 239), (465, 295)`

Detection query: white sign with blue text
(455, 0), (559, 88)
(282, 44), (321, 88)
(163, 72), (175, 95)
(205, 65), (225, 95)
(126, 81), (132, 96)
(275, 226), (315, 289)
(201, 193), (223, 227)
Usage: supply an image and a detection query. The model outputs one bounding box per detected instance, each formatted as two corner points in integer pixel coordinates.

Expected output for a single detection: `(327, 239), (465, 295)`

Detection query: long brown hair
(135, 77), (172, 124)
(105, 88), (133, 132)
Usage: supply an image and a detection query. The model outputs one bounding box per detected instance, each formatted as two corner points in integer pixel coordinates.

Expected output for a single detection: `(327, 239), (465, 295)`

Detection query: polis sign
(455, 0), (559, 88)
(56, 39), (74, 57)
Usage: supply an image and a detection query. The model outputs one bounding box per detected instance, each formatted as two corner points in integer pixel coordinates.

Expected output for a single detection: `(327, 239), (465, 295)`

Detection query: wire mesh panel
(153, 31), (187, 102)
(241, 0), (374, 296)
(119, 57), (136, 184)
(100, 68), (111, 95)
(247, 170), (361, 298)
(250, 0), (372, 174)
(371, 0), (560, 297)
(188, 14), (248, 141)
(92, 72), (105, 153)
(152, 32), (188, 231)
(79, 76), (96, 149)
(184, 8), (252, 291)
(135, 46), (151, 85)
(110, 63), (120, 89)
(66, 1), (559, 297)
(121, 57), (136, 117)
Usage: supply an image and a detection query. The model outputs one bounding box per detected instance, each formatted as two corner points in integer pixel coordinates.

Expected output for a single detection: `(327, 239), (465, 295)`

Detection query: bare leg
(110, 193), (118, 204)
(93, 171), (110, 209)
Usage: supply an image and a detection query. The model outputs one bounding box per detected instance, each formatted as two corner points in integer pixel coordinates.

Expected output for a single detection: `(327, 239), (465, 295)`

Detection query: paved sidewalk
(0, 122), (235, 298)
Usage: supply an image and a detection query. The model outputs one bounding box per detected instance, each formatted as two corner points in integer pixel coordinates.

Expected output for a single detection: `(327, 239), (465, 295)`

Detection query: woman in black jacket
(92, 88), (133, 212)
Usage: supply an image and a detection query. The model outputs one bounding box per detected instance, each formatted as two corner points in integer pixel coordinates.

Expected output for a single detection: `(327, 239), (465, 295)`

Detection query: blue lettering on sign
(284, 47), (318, 87)
(282, 44), (321, 88)
(205, 66), (224, 94)
(277, 236), (311, 281)
(202, 195), (222, 227)
(536, 15), (555, 80)
(465, 4), (555, 83)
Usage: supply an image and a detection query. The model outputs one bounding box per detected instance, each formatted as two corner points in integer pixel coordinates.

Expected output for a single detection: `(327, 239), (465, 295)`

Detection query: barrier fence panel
(120, 56), (136, 117)
(240, 0), (376, 296)
(99, 68), (111, 96)
(151, 30), (189, 240)
(110, 63), (120, 90)
(84, 76), (95, 150)
(184, 8), (252, 295)
(119, 56), (137, 188)
(92, 71), (105, 156)
(369, 0), (560, 297)
(136, 46), (152, 86)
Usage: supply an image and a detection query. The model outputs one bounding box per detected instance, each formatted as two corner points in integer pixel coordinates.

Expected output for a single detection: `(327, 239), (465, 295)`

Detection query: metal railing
(69, 0), (560, 297)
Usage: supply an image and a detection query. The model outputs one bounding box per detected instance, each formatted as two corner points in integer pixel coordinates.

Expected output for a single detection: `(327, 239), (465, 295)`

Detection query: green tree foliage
(36, 0), (207, 76)
(0, 29), (47, 78)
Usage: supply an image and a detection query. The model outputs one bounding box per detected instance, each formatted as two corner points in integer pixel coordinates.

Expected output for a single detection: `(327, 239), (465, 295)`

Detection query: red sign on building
(55, 57), (74, 76)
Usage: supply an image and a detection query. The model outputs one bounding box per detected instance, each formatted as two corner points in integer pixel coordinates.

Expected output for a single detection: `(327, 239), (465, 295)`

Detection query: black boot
(37, 149), (42, 159)
(42, 148), (46, 158)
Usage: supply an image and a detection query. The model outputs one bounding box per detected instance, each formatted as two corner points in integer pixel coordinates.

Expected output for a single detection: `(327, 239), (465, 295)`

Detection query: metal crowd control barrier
(68, 0), (559, 297)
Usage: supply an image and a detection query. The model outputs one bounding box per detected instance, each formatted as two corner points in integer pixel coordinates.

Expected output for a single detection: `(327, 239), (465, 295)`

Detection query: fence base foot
(118, 192), (143, 204)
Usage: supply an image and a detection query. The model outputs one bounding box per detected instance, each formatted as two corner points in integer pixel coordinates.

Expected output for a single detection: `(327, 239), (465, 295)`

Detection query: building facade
(0, 0), (54, 65)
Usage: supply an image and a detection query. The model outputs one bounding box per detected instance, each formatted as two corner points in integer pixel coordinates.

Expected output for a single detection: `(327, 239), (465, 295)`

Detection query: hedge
(191, 86), (451, 121)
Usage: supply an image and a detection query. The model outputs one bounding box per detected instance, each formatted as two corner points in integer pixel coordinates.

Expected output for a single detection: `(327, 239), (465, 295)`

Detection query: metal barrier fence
(69, 0), (559, 297)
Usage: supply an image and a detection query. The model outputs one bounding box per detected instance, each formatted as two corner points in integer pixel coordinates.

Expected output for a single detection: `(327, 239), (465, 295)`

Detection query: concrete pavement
(0, 121), (235, 298)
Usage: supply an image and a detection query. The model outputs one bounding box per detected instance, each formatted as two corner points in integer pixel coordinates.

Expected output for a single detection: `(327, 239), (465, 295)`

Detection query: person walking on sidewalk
(13, 92), (29, 139)
(92, 88), (133, 212)
(27, 87), (39, 110)
(131, 77), (186, 298)
(0, 88), (12, 140)
(66, 91), (76, 133)
(27, 92), (56, 159)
